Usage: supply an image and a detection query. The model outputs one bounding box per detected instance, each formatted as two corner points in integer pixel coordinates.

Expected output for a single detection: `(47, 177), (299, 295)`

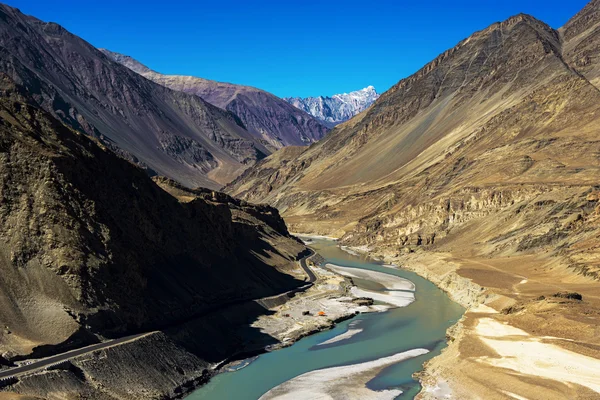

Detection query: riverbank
(189, 238), (463, 399)
(339, 243), (600, 400)
(0, 251), (317, 400)
(1, 244), (406, 400)
(248, 263), (390, 353)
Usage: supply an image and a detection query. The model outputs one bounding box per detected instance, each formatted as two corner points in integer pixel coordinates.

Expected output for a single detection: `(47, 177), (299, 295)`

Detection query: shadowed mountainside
(0, 73), (306, 363)
(100, 49), (330, 151)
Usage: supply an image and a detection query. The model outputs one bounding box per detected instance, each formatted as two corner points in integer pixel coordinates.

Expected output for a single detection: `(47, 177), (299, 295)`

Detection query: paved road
(299, 249), (317, 283)
(0, 251), (318, 381)
(0, 332), (154, 380)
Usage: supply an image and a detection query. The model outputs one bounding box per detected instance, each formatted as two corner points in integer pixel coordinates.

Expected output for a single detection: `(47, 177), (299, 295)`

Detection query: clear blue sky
(7, 0), (590, 98)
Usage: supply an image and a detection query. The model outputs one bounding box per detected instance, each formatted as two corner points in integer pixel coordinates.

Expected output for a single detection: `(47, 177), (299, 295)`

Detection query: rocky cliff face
(285, 86), (379, 126)
(0, 4), (278, 189)
(561, 0), (600, 89)
(0, 74), (306, 362)
(101, 49), (330, 151)
(226, 6), (600, 280)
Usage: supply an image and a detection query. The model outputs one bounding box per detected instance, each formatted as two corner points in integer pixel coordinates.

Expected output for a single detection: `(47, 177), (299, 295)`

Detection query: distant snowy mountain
(100, 49), (329, 152)
(285, 86), (379, 126)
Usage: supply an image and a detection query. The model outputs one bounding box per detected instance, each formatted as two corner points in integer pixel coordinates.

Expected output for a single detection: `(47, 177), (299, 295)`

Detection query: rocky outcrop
(561, 0), (600, 89)
(101, 50), (330, 151)
(6, 333), (209, 400)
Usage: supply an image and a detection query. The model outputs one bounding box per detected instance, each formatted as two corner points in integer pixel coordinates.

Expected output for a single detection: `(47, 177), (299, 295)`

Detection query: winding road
(0, 251), (318, 381)
(299, 249), (317, 283)
(0, 332), (154, 380)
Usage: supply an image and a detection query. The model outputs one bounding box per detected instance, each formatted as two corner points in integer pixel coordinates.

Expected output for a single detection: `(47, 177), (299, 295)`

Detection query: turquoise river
(189, 238), (464, 399)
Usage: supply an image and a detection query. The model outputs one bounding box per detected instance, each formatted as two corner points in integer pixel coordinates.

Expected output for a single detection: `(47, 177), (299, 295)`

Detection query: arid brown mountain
(226, 4), (600, 398)
(226, 11), (600, 272)
(561, 0), (600, 88)
(0, 73), (306, 364)
(100, 49), (329, 150)
(0, 4), (280, 189)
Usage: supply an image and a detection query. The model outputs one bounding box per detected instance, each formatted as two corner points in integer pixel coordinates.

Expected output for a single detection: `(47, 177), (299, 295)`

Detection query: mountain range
(2, 0), (600, 399)
(0, 68), (307, 384)
(226, 4), (600, 397)
(101, 49), (329, 151)
(0, 4), (328, 190)
(227, 10), (600, 266)
(285, 86), (379, 126)
(0, 4), (314, 397)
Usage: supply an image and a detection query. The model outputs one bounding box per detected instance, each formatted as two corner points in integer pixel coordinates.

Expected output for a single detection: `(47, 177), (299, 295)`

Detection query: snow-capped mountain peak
(285, 86), (379, 126)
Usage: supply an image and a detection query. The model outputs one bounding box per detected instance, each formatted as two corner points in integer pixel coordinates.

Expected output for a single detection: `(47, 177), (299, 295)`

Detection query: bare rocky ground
(342, 244), (600, 400)
(0, 71), (308, 399)
(251, 264), (387, 350)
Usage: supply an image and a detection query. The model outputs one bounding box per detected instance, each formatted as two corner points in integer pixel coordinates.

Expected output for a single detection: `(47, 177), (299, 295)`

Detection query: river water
(189, 238), (464, 399)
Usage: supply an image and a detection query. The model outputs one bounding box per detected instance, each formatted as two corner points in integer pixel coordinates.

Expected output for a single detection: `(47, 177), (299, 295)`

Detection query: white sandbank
(326, 264), (415, 291)
(469, 304), (499, 314)
(291, 233), (340, 241)
(423, 380), (453, 399)
(340, 245), (371, 257)
(501, 390), (530, 400)
(475, 318), (600, 394)
(259, 349), (430, 400)
(318, 321), (363, 346)
(350, 287), (415, 308)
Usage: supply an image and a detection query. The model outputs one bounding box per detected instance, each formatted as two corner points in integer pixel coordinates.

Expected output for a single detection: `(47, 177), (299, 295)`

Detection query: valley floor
(0, 252), (380, 400)
(225, 262), (389, 360)
(370, 249), (600, 400)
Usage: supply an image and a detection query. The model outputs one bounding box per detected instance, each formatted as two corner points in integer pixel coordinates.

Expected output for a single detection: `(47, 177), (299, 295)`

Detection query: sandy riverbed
(366, 250), (600, 400)
(317, 320), (363, 346)
(259, 349), (430, 400)
(326, 264), (416, 291)
(475, 317), (600, 393)
(251, 265), (388, 348)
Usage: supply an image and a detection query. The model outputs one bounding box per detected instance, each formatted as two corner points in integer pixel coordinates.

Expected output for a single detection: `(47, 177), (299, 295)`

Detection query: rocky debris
(501, 305), (525, 315)
(552, 292), (583, 301)
(157, 133), (218, 172)
(4, 333), (210, 400)
(352, 298), (374, 306)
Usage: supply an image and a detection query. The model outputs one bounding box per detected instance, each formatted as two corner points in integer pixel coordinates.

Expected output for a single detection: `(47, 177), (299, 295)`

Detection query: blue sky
(8, 0), (590, 98)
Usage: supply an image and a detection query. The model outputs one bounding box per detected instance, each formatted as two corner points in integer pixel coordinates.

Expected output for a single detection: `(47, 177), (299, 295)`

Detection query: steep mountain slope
(101, 49), (329, 150)
(0, 73), (306, 362)
(0, 4), (274, 189)
(226, 7), (600, 398)
(227, 12), (600, 274)
(561, 0), (600, 89)
(285, 86), (379, 126)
